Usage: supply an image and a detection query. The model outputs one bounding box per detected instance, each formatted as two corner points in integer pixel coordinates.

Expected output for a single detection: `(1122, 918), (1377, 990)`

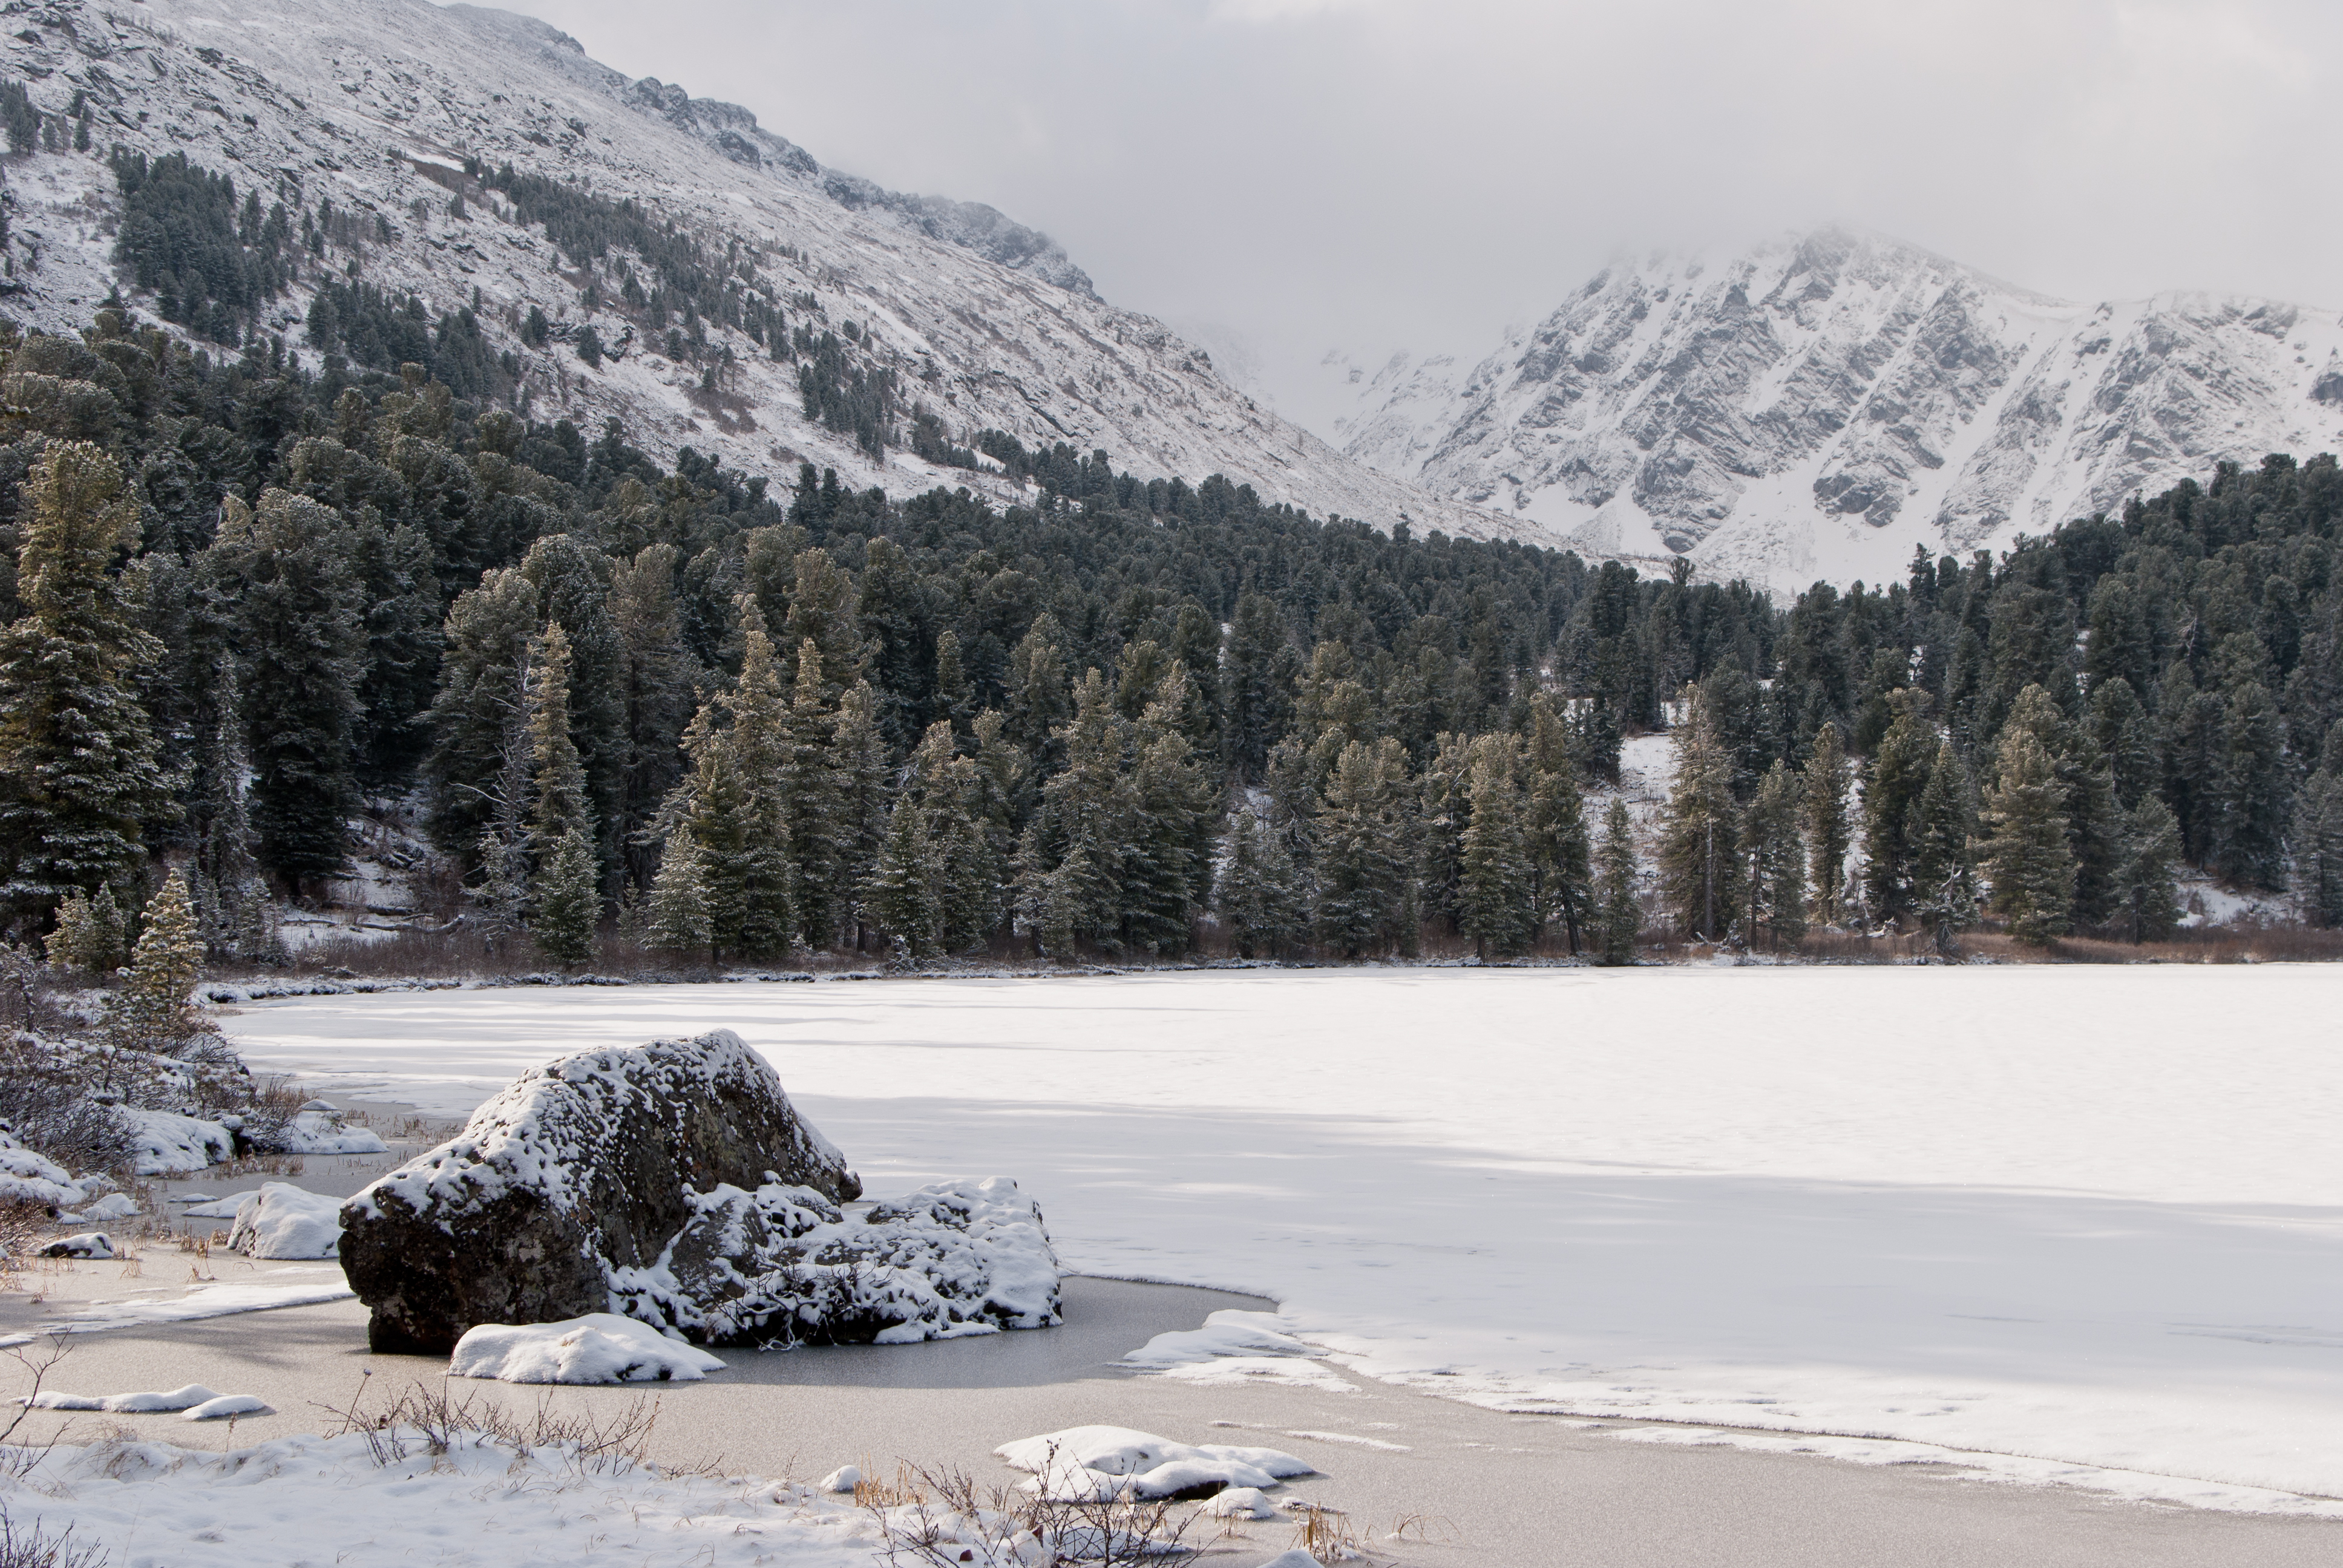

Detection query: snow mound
(267, 1108), (389, 1156)
(450, 1313), (727, 1384)
(24, 1384), (220, 1413)
(64, 1193), (140, 1223)
(819, 1465), (859, 1494)
(611, 1175), (1061, 1347)
(227, 1183), (346, 1260)
(179, 1195), (245, 1219)
(183, 1394), (272, 1421)
(994, 1426), (1315, 1501)
(0, 1134), (79, 1209)
(120, 1110), (233, 1175)
(39, 1233), (113, 1259)
(1207, 1486), (1279, 1520)
(1251, 1553), (1326, 1568)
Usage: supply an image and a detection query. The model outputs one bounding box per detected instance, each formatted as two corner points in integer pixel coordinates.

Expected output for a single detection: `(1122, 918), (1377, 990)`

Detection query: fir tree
(213, 490), (367, 890)
(1907, 739), (1977, 953)
(0, 441), (172, 930)
(2115, 796), (2184, 942)
(2293, 734), (2343, 929)
(1216, 809), (1306, 959)
(781, 637), (847, 947)
(530, 826), (598, 966)
(862, 798), (942, 958)
(526, 622), (591, 848)
(45, 886), (128, 973)
(1742, 759), (1808, 949)
(723, 624), (798, 957)
(1657, 682), (1742, 941)
(1861, 690), (1938, 922)
(1803, 722), (1852, 926)
(1594, 798), (1640, 966)
(105, 869), (204, 1050)
(1414, 732), (1473, 935)
(1313, 737), (1415, 958)
(1523, 696), (1592, 953)
(1458, 734), (1536, 958)
(2217, 680), (2289, 888)
(644, 825), (713, 962)
(1981, 728), (2075, 943)
(831, 681), (894, 946)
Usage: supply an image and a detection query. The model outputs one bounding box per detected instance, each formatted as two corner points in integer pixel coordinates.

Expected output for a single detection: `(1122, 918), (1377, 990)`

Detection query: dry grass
(863, 1458), (1203, 1568)
(315, 1375), (681, 1477)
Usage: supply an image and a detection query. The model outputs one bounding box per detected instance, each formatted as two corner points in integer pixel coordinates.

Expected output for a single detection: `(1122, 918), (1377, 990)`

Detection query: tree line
(2, 289), (2341, 968)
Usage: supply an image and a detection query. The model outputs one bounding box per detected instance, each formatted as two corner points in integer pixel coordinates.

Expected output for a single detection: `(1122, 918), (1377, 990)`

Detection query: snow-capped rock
(1339, 229), (2343, 589)
(226, 1182), (344, 1259)
(0, 0), (1516, 543)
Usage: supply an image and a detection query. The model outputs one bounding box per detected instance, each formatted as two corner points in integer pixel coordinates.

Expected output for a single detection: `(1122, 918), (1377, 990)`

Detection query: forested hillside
(2, 269), (2339, 967)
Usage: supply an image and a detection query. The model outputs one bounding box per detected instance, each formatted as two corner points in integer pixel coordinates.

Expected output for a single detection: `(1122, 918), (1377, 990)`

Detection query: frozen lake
(224, 964), (2343, 1511)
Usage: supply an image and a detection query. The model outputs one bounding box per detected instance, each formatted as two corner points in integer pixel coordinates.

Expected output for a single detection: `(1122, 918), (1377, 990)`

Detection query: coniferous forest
(7, 282), (2343, 972)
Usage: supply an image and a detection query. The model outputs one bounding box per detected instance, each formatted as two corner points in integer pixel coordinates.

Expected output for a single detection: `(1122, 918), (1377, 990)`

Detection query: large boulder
(341, 1030), (859, 1354)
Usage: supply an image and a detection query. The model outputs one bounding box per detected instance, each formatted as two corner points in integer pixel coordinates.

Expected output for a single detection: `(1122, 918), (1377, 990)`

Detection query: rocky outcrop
(611, 1176), (1062, 1346)
(340, 1030), (859, 1354)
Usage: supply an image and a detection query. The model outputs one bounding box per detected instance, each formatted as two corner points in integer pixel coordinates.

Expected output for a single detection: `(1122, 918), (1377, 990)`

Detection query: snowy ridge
(0, 0), (1522, 541)
(1336, 229), (2343, 588)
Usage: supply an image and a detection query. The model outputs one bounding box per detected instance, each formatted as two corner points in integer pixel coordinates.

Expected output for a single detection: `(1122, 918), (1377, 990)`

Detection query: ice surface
(8, 1273), (356, 1342)
(226, 1183), (345, 1260)
(226, 966), (2343, 1510)
(449, 1312), (728, 1384)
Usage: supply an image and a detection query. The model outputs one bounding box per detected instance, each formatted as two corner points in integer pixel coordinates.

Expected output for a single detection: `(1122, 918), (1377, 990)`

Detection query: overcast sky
(495, 0), (2340, 436)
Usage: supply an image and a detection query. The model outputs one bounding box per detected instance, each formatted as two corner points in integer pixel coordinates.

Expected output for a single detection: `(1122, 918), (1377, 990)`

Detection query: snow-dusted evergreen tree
(644, 825), (713, 961)
(862, 797), (942, 958)
(2218, 679), (2290, 889)
(722, 622), (798, 958)
(832, 680), (895, 946)
(932, 628), (975, 736)
(1414, 732), (1473, 935)
(1023, 668), (1128, 953)
(1802, 722), (1852, 926)
(609, 543), (698, 889)
(531, 826), (598, 966)
(1907, 739), (1977, 952)
(45, 886), (128, 973)
(427, 566), (539, 858)
(1594, 798), (1640, 965)
(1981, 727), (2075, 942)
(2115, 796), (2184, 942)
(2293, 725), (2343, 927)
(1523, 696), (1592, 953)
(1458, 733), (1535, 958)
(1124, 664), (1216, 953)
(0, 441), (171, 931)
(2002, 684), (2120, 926)
(1658, 682), (1742, 941)
(1862, 690), (1937, 921)
(1312, 737), (1415, 958)
(526, 622), (591, 849)
(1741, 759), (1807, 948)
(212, 489), (366, 890)
(106, 869), (203, 1050)
(1215, 808), (1307, 958)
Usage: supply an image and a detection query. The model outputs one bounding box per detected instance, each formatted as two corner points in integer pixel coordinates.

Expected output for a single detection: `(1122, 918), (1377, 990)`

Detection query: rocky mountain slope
(0, 0), (1515, 538)
(1330, 230), (2343, 589)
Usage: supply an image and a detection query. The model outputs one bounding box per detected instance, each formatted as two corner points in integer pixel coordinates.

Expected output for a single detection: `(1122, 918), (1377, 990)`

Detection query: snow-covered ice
(225, 965), (2343, 1510)
(24, 1384), (221, 1413)
(225, 1183), (345, 1260)
(994, 1425), (1315, 1500)
(0, 1430), (886, 1567)
(5, 1272), (356, 1343)
(449, 1313), (728, 1384)
(182, 1394), (273, 1421)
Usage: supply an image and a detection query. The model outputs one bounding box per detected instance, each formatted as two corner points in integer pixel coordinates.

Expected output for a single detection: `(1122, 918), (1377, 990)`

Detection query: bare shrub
(0, 1039), (131, 1174)
(867, 1459), (1201, 1568)
(0, 1505), (105, 1568)
(315, 1376), (673, 1476)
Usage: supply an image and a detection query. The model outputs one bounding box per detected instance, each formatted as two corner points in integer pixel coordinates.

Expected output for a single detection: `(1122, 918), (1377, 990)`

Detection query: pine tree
(213, 489), (367, 890)
(644, 825), (713, 961)
(831, 681), (894, 946)
(0, 441), (172, 930)
(1981, 728), (2074, 942)
(2293, 732), (2343, 928)
(526, 622), (591, 848)
(2115, 797), (2184, 942)
(1024, 668), (1129, 953)
(1523, 696), (1593, 953)
(45, 886), (128, 973)
(530, 826), (598, 966)
(724, 624), (798, 957)
(1594, 798), (1640, 966)
(609, 543), (697, 891)
(781, 638), (848, 947)
(1313, 737), (1415, 958)
(106, 869), (204, 1050)
(1742, 759), (1807, 948)
(1907, 739), (1977, 953)
(1657, 682), (1742, 941)
(1414, 732), (1473, 935)
(862, 798), (942, 958)
(1216, 809), (1307, 958)
(1458, 734), (1536, 958)
(2216, 680), (2289, 888)
(1861, 690), (1937, 922)
(1803, 722), (1852, 926)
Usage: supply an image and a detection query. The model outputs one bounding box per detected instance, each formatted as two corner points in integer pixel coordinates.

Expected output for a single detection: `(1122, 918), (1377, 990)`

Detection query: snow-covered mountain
(0, 0), (1516, 539)
(1331, 230), (2343, 588)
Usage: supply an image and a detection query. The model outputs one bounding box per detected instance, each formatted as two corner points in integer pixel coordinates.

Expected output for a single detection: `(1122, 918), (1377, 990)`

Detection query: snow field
(223, 965), (2343, 1509)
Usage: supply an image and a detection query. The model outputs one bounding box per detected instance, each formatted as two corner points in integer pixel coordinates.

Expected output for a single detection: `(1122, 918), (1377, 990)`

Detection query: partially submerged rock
(341, 1029), (861, 1353)
(612, 1175), (1061, 1345)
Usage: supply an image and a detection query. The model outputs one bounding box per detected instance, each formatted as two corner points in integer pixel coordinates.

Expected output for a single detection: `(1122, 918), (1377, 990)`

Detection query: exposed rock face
(340, 1030), (859, 1354)
(1338, 229), (2343, 588)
